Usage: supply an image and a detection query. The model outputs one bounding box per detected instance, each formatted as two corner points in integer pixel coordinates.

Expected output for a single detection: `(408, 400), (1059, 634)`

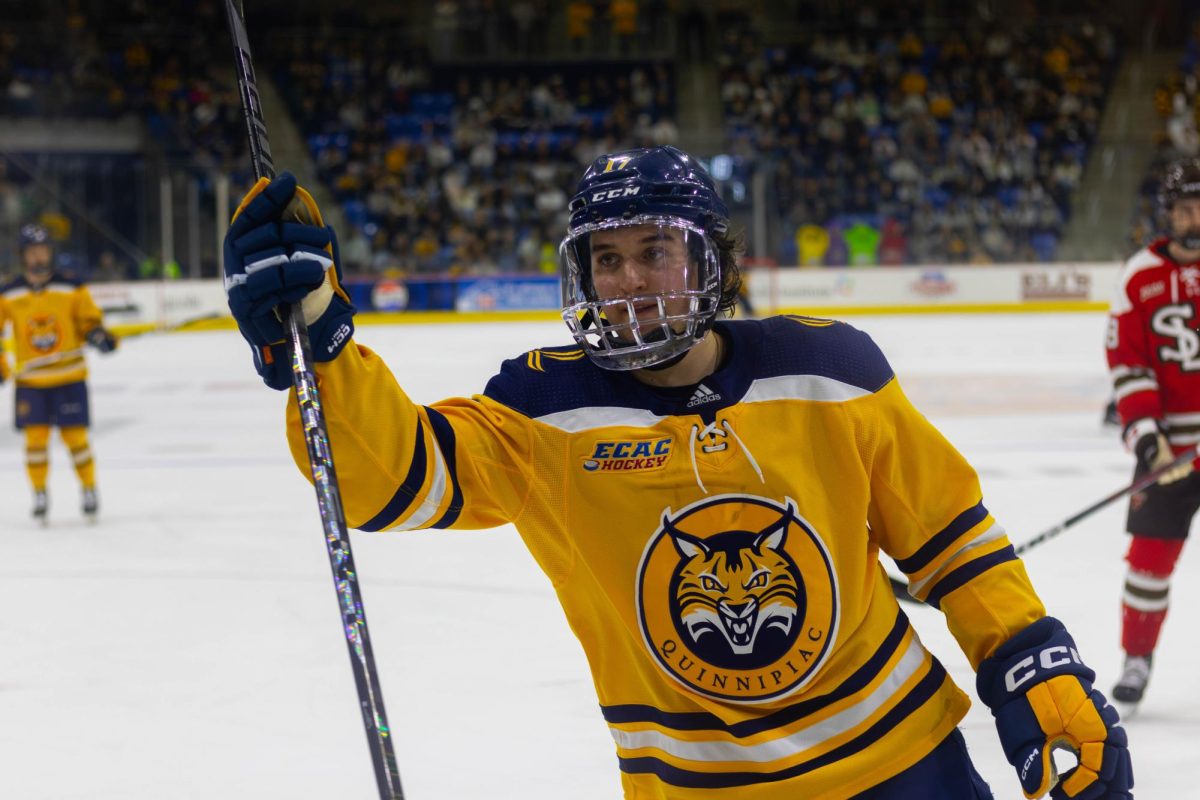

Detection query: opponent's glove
(1125, 417), (1192, 484)
(85, 326), (118, 353)
(223, 171), (355, 390)
(978, 617), (1132, 799)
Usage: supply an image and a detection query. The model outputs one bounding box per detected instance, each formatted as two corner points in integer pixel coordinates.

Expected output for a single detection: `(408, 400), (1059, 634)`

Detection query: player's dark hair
(714, 226), (744, 318)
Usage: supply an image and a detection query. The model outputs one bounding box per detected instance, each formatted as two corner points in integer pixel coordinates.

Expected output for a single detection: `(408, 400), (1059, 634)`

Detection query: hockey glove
(1125, 417), (1192, 484)
(223, 171), (355, 390)
(85, 326), (118, 354)
(977, 617), (1132, 800)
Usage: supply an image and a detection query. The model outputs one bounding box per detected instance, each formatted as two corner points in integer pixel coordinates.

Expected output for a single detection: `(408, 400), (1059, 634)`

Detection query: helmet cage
(560, 214), (722, 371)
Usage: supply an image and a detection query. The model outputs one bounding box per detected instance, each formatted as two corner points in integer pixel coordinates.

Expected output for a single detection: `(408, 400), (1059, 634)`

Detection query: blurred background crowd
(0, 0), (1190, 281)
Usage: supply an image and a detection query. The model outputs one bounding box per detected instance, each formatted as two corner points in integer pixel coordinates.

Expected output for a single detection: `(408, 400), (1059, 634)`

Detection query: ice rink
(1, 312), (1196, 799)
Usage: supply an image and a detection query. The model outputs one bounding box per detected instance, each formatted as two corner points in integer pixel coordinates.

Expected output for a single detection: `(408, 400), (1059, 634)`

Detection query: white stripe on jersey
(743, 374), (873, 404)
(1110, 365), (1154, 380)
(536, 406), (667, 432)
(2, 282), (80, 300)
(608, 636), (928, 764)
(907, 522), (1008, 596)
(394, 429), (450, 530)
(1114, 377), (1158, 402)
(18, 362), (87, 381)
(1110, 247), (1166, 316)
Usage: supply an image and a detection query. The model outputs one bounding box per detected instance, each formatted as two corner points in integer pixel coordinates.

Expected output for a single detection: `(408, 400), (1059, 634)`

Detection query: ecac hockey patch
(582, 437), (673, 473)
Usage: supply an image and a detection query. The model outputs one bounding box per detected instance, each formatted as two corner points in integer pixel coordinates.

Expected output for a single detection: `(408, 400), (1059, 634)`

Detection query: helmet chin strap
(642, 348), (689, 371)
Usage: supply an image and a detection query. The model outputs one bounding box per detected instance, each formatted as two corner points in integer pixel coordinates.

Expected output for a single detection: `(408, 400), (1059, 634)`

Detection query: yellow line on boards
(771, 302), (1110, 315)
(99, 301), (1110, 339)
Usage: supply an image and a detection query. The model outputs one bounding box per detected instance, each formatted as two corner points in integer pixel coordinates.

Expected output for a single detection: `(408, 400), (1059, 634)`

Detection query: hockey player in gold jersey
(223, 149), (1132, 799)
(0, 224), (117, 524)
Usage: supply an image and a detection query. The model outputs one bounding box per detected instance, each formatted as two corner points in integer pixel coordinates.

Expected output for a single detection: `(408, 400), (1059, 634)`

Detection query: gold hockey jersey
(285, 315), (1046, 799)
(0, 273), (104, 388)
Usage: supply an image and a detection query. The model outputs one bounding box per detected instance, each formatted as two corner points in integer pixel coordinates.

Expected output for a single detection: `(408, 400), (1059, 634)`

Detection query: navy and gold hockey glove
(977, 617), (1132, 799)
(85, 326), (118, 353)
(223, 171), (355, 390)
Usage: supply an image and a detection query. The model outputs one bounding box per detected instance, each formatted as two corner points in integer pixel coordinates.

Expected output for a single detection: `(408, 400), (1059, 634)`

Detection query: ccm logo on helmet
(591, 186), (641, 202)
(1004, 645), (1082, 692)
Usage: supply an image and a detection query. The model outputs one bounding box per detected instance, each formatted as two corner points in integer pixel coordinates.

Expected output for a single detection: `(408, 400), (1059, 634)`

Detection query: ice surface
(0, 313), (1195, 798)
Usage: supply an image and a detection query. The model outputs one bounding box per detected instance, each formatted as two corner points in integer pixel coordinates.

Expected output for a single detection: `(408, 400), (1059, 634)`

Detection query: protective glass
(560, 215), (721, 371)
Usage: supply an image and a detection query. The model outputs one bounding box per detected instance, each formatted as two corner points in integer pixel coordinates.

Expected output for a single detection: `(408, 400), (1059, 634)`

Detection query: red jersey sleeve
(1106, 258), (1163, 426)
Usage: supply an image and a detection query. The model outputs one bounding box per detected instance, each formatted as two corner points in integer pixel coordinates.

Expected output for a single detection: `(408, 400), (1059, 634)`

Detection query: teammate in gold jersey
(223, 148), (1132, 799)
(0, 224), (117, 523)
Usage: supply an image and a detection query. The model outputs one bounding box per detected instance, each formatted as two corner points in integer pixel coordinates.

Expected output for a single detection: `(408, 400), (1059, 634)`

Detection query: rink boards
(81, 262), (1122, 340)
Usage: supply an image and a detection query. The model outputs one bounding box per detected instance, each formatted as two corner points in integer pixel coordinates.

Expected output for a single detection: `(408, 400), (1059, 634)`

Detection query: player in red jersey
(1105, 157), (1200, 707)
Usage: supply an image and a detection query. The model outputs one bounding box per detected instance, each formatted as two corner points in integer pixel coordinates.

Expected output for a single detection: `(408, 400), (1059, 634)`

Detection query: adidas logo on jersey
(686, 383), (722, 407)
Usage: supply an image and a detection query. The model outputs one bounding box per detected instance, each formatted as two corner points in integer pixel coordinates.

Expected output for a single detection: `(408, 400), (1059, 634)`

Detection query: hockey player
(0, 224), (117, 524)
(224, 149), (1132, 799)
(1105, 157), (1200, 707)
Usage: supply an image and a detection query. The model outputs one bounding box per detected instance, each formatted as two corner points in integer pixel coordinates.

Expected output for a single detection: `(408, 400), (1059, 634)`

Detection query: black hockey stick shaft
(222, 3), (403, 797)
(890, 444), (1200, 602)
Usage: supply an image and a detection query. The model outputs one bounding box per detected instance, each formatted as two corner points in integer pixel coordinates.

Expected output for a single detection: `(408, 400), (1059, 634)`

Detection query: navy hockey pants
(852, 728), (993, 799)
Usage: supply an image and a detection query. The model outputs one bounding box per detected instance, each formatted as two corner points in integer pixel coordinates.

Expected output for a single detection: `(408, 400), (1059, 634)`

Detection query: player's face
(1169, 197), (1200, 248)
(589, 224), (694, 330)
(22, 244), (53, 285)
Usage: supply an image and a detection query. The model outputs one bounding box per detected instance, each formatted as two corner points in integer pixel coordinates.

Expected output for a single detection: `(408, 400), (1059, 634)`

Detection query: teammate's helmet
(1159, 159), (1200, 250)
(560, 146), (731, 371)
(19, 223), (50, 251)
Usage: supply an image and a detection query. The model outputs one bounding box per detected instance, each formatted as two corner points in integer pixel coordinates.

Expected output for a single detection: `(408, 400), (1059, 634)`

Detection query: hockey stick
(221, 3), (403, 797)
(890, 444), (1200, 603)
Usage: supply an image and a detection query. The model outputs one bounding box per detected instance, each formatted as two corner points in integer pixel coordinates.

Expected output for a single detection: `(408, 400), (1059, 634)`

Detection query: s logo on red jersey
(1151, 304), (1200, 371)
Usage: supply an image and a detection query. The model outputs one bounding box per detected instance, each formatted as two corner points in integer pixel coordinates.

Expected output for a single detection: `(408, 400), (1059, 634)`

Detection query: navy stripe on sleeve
(602, 610), (909, 737)
(424, 406), (464, 529)
(358, 420), (428, 532)
(893, 501), (989, 575)
(925, 545), (1018, 609)
(616, 659), (949, 788)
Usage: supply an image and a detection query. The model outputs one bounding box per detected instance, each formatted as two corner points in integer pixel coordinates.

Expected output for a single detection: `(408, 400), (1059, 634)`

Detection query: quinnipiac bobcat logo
(27, 314), (61, 353)
(636, 494), (839, 703)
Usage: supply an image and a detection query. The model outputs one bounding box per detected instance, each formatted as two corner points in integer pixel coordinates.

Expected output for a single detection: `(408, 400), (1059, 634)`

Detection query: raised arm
(223, 172), (532, 531)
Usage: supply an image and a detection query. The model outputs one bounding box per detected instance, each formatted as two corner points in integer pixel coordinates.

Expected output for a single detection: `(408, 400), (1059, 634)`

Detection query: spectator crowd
(270, 28), (678, 275)
(1129, 18), (1200, 253)
(0, 1), (1128, 277)
(717, 12), (1118, 265)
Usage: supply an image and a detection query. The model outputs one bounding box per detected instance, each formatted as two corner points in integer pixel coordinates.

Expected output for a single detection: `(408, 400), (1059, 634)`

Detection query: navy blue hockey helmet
(19, 223), (50, 251)
(1160, 158), (1200, 250)
(566, 145), (730, 238)
(560, 146), (730, 371)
